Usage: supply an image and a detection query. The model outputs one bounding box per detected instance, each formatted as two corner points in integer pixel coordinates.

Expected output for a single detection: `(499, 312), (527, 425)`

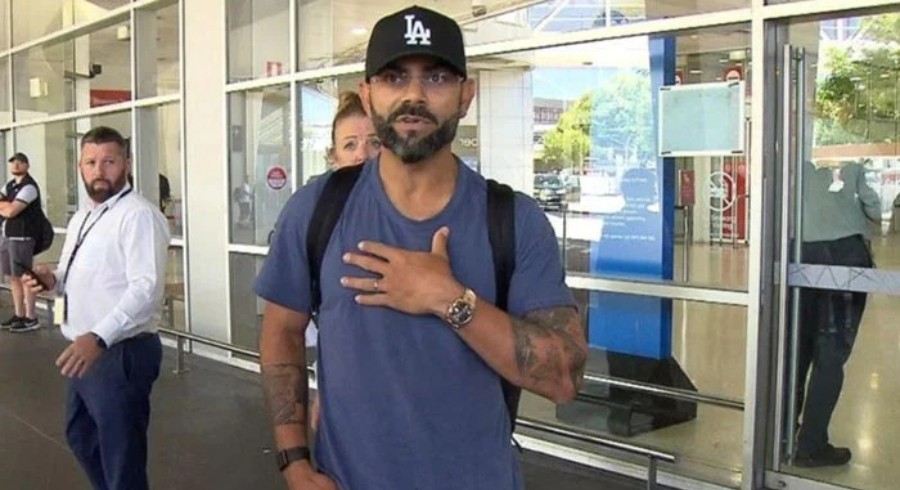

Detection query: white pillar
(476, 68), (534, 194)
(184, 0), (229, 341)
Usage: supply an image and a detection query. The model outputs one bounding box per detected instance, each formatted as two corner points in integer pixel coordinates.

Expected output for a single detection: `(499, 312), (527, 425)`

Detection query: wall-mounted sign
(266, 166), (287, 190)
(679, 169), (695, 206)
(90, 89), (131, 108)
(724, 66), (743, 82)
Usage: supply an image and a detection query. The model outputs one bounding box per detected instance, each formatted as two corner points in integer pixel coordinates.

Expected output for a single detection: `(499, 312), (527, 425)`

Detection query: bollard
(173, 335), (189, 374)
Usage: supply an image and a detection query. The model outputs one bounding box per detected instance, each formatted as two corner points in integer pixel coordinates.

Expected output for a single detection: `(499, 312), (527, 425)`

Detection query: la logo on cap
(404, 14), (431, 46)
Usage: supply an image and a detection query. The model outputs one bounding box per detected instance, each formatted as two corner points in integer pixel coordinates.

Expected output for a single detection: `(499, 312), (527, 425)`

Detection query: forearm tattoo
(511, 307), (586, 391)
(261, 363), (308, 426)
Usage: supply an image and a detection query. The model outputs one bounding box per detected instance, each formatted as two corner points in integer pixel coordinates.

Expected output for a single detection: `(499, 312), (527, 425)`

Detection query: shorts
(0, 237), (34, 277)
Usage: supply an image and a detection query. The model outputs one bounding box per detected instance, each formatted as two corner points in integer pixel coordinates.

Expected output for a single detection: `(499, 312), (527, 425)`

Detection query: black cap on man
(366, 5), (467, 81)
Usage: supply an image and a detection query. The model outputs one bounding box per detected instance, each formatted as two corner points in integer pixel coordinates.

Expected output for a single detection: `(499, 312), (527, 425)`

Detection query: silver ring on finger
(373, 279), (380, 292)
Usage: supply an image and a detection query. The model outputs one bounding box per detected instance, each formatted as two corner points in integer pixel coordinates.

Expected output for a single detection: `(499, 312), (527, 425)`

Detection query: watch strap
(276, 446), (311, 472)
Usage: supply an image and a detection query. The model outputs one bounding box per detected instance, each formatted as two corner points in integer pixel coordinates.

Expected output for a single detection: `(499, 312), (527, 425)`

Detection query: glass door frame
(755, 4), (900, 490)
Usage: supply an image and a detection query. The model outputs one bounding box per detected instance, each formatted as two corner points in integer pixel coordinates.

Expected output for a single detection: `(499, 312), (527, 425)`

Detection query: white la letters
(404, 14), (431, 46)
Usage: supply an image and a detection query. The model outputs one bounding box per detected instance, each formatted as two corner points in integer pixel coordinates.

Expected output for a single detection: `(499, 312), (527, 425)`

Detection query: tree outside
(540, 70), (653, 174)
(815, 15), (900, 146)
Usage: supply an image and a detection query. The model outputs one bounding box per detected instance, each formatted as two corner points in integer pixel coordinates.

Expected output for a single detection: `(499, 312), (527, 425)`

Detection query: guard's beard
(84, 177), (125, 203)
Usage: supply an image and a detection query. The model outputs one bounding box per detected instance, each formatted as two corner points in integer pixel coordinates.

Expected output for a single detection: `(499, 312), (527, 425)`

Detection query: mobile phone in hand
(16, 262), (49, 291)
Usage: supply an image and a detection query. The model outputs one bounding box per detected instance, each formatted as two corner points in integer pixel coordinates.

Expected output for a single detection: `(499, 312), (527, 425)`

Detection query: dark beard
(371, 101), (461, 164)
(84, 178), (125, 203)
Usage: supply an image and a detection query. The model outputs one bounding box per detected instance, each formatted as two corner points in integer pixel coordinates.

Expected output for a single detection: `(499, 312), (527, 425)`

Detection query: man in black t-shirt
(0, 152), (44, 332)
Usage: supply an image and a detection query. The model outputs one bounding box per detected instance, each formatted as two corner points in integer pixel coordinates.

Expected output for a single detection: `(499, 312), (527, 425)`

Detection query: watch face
(449, 300), (474, 328)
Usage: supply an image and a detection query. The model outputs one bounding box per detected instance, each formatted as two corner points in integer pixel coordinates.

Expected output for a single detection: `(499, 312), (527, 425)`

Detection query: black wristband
(276, 446), (311, 472)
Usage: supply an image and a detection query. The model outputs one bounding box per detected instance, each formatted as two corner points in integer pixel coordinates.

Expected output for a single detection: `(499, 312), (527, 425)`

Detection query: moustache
(387, 104), (438, 125)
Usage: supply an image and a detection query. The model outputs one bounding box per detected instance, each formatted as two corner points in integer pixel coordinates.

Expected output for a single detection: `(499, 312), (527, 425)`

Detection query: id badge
(53, 295), (67, 325)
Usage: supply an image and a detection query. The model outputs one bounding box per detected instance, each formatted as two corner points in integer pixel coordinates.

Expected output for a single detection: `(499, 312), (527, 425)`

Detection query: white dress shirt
(55, 185), (171, 346)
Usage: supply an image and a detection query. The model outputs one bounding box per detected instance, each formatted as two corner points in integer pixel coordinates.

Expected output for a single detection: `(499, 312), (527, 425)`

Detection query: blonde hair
(331, 91), (368, 146)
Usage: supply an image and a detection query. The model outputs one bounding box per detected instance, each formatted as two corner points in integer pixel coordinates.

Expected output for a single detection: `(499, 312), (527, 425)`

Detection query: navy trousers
(796, 235), (873, 455)
(66, 333), (162, 490)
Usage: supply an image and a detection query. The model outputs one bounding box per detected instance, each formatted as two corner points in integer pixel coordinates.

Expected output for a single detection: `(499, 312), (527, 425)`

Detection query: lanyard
(61, 189), (133, 289)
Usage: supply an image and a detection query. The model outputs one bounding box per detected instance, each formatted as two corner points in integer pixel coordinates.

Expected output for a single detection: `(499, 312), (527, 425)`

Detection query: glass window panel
(780, 290), (898, 489)
(227, 0), (290, 83)
(230, 252), (316, 363)
(228, 85), (292, 246)
(0, 57), (9, 124)
(11, 0), (130, 47)
(468, 24), (750, 291)
(298, 74), (378, 186)
(164, 245), (187, 331)
(14, 120), (76, 227)
(784, 13), (900, 266)
(137, 103), (182, 237)
(229, 253), (264, 353)
(522, 291), (745, 485)
(297, 0), (750, 69)
(13, 22), (132, 121)
(136, 4), (180, 98)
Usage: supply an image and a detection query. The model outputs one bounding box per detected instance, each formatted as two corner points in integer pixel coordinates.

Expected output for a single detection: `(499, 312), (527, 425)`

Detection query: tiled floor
(4, 233), (898, 490)
(0, 324), (658, 490)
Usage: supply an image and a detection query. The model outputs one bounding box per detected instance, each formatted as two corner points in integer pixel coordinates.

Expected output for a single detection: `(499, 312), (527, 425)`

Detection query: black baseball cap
(7, 152), (29, 164)
(365, 6), (467, 80)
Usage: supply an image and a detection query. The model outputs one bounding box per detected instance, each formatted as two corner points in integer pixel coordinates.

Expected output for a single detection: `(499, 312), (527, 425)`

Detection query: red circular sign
(724, 66), (743, 82)
(267, 166), (287, 190)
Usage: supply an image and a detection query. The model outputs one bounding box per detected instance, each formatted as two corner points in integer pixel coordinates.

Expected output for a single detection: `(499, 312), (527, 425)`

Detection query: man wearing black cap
(0, 152), (43, 333)
(256, 6), (586, 490)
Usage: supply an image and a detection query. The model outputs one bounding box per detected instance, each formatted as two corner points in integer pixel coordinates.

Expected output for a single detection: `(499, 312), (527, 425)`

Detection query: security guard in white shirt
(24, 126), (170, 490)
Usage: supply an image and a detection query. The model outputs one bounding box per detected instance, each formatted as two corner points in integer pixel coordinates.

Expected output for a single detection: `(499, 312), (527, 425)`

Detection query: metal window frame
(212, 1), (900, 489)
(0, 0), (189, 333)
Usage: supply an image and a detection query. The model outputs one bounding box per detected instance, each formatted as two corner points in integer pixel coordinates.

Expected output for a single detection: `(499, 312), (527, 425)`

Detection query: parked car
(534, 174), (567, 210)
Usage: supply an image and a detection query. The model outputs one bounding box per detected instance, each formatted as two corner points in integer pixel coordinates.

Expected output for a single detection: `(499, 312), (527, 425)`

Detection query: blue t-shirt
(255, 160), (574, 490)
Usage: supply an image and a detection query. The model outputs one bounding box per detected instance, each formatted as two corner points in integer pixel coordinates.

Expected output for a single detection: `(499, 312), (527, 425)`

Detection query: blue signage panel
(588, 37), (676, 360)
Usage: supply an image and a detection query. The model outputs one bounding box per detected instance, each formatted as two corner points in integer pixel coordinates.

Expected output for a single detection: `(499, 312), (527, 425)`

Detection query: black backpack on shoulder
(305, 164), (522, 434)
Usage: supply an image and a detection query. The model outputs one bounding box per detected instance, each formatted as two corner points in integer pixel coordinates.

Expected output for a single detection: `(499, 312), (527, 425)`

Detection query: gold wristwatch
(445, 288), (477, 330)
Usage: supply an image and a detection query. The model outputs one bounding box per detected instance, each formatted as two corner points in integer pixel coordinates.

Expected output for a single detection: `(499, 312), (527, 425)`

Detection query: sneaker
(794, 445), (852, 468)
(0, 314), (23, 330)
(9, 317), (40, 333)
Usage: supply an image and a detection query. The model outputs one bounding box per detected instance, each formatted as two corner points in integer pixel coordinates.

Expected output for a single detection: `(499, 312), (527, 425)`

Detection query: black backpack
(31, 208), (54, 255)
(306, 164), (522, 434)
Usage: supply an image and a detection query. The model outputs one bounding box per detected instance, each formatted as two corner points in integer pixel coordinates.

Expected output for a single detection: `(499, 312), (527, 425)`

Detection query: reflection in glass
(503, 25), (750, 291)
(13, 23), (132, 121)
(785, 14), (900, 243)
(296, 0), (750, 69)
(778, 14), (900, 487)
(227, 0), (290, 82)
(521, 291), (745, 483)
(228, 86), (292, 246)
(136, 4), (180, 98)
(229, 253), (265, 351)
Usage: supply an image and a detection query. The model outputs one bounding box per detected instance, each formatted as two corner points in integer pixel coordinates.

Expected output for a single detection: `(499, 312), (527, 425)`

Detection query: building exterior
(2, 1), (900, 489)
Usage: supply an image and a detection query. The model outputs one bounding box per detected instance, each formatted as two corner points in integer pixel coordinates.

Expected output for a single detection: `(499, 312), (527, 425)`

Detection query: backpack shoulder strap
(486, 180), (516, 310)
(306, 165), (364, 314)
(486, 179), (520, 434)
